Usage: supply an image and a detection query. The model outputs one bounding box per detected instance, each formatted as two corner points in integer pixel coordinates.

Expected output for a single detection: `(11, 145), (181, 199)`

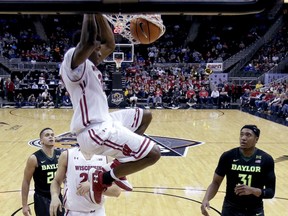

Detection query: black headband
(241, 125), (260, 137)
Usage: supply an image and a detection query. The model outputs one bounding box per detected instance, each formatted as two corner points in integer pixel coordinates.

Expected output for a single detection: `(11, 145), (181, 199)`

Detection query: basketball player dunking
(60, 14), (161, 205)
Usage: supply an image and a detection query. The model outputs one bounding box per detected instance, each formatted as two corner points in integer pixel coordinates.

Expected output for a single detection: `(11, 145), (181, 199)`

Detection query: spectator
(255, 91), (274, 112)
(5, 77), (15, 102)
(198, 86), (209, 105)
(125, 88), (138, 108)
(278, 93), (288, 118)
(186, 86), (197, 107)
(219, 87), (230, 108)
(267, 92), (282, 115)
(27, 93), (37, 107)
(280, 102), (288, 119)
(36, 93), (44, 108)
(43, 93), (54, 108)
(255, 80), (264, 91)
(230, 81), (238, 103)
(146, 88), (155, 107)
(248, 89), (263, 109)
(40, 81), (49, 90)
(48, 74), (58, 85)
(27, 76), (35, 87)
(62, 91), (72, 107)
(154, 87), (163, 107)
(210, 87), (219, 105)
(0, 77), (3, 99)
(41, 89), (49, 99)
(13, 75), (21, 89)
(54, 84), (64, 108)
(170, 86), (181, 108)
(240, 89), (251, 107)
(31, 82), (39, 89)
(15, 92), (25, 108)
(242, 81), (252, 94)
(38, 72), (45, 85)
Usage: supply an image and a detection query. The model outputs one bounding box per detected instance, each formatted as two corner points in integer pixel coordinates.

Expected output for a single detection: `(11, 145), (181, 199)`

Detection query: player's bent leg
(112, 144), (161, 179)
(102, 144), (161, 190)
(108, 124), (161, 178)
(84, 121), (160, 192)
(135, 109), (152, 135)
(144, 144), (161, 165)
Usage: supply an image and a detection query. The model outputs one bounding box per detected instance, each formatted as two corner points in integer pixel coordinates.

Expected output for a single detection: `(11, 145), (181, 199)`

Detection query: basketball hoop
(115, 58), (123, 69)
(104, 14), (166, 44)
(113, 52), (124, 69)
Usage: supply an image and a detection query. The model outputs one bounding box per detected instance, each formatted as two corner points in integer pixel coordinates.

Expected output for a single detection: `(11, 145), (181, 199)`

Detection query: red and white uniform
(60, 48), (154, 163)
(60, 48), (111, 133)
(64, 147), (107, 216)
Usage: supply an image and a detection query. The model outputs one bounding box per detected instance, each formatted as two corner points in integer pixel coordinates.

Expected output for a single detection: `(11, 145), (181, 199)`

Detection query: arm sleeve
(215, 151), (229, 177)
(261, 155), (276, 199)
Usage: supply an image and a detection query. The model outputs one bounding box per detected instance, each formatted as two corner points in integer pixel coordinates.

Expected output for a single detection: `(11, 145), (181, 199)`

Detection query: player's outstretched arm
(21, 155), (37, 216)
(89, 14), (115, 65)
(71, 14), (100, 69)
(201, 173), (224, 216)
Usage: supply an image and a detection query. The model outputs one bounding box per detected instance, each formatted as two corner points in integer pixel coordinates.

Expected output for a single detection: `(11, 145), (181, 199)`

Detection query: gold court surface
(0, 108), (287, 216)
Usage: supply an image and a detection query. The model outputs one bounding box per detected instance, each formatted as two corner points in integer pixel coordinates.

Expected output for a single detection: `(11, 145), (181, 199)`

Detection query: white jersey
(60, 48), (112, 134)
(64, 147), (107, 214)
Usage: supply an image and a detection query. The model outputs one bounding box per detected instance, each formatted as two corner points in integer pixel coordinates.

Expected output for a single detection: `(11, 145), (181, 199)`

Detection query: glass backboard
(104, 43), (134, 63)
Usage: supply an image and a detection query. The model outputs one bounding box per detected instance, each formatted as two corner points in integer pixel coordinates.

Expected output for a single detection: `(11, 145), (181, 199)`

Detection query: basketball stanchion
(107, 54), (126, 108)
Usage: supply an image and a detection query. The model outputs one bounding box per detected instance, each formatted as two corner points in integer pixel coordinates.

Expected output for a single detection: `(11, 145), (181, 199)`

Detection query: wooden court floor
(0, 108), (287, 216)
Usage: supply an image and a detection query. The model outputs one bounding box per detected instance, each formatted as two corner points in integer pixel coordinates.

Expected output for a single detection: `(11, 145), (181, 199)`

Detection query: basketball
(130, 17), (162, 44)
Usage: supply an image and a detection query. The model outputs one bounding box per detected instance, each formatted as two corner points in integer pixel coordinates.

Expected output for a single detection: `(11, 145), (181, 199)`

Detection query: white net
(115, 58), (123, 69)
(104, 14), (166, 44)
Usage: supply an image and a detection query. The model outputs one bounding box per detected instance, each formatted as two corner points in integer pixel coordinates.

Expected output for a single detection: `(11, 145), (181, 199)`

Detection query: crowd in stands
(243, 23), (288, 75)
(123, 62), (287, 118)
(123, 64), (240, 109)
(0, 11), (281, 70)
(0, 12), (287, 123)
(0, 15), (80, 62)
(240, 81), (288, 120)
(0, 71), (72, 108)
